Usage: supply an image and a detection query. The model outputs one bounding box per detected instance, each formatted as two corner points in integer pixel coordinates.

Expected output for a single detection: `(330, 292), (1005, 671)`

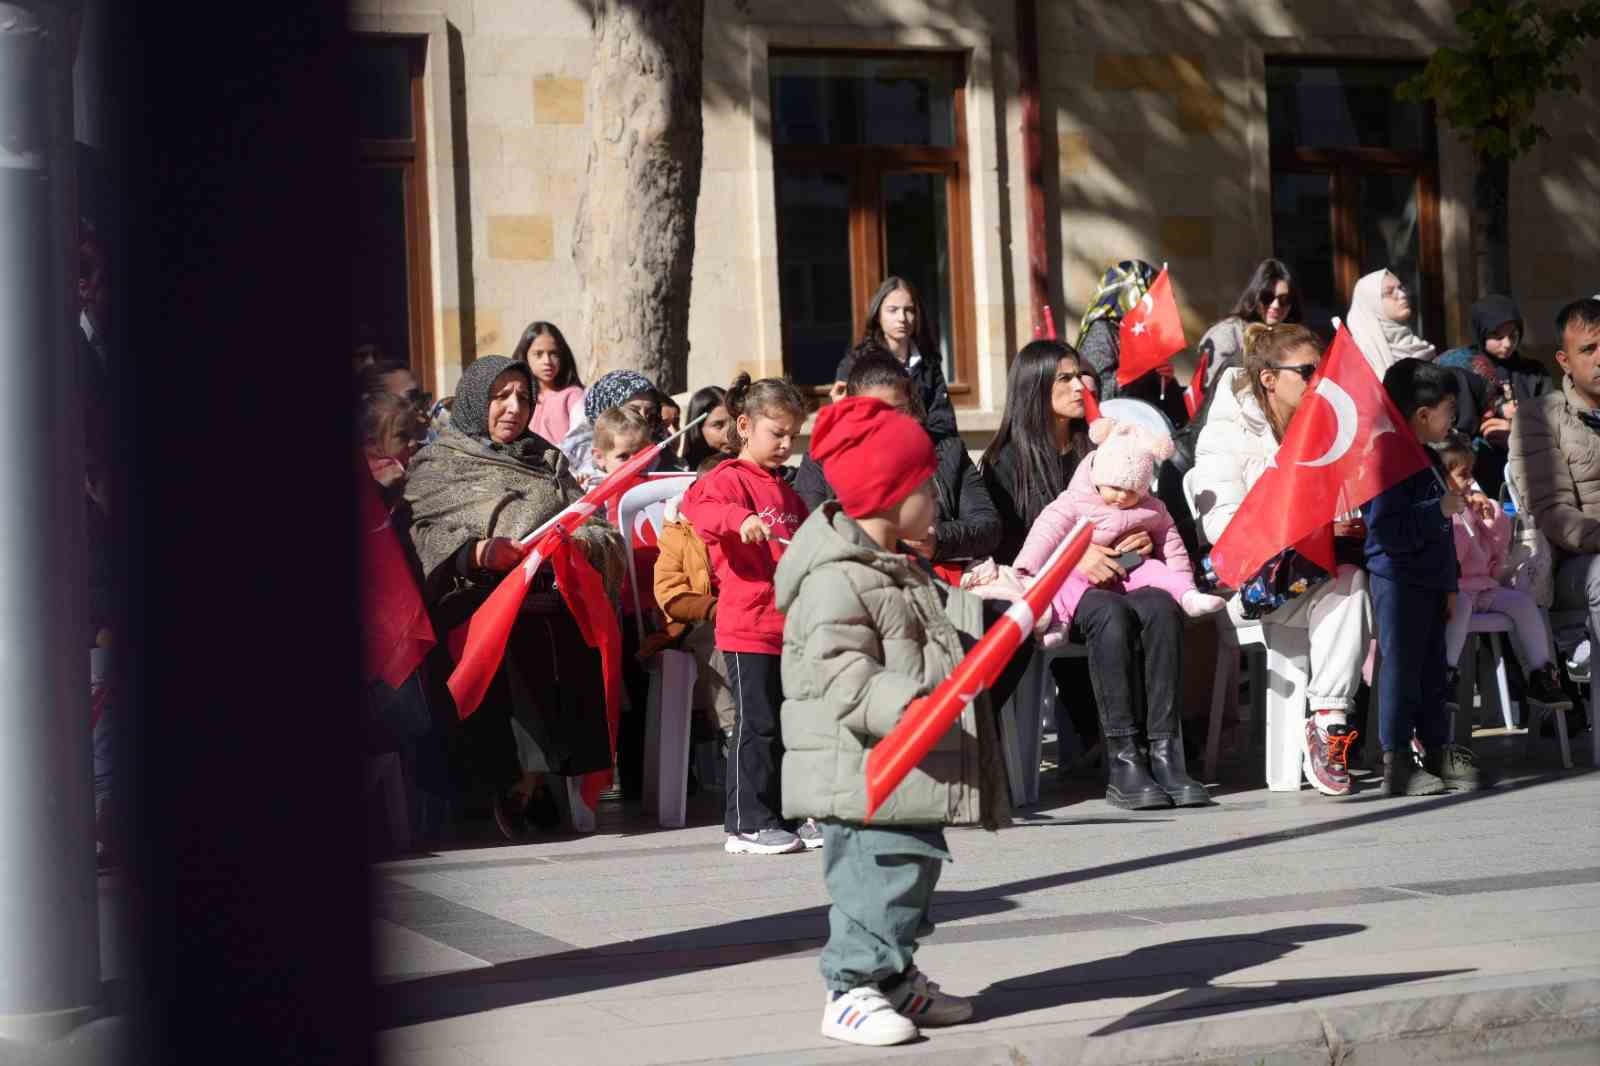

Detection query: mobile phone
(1113, 550), (1144, 572)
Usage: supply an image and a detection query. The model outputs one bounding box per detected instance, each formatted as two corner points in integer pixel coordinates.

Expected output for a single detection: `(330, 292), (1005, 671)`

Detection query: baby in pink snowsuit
(1013, 418), (1225, 633)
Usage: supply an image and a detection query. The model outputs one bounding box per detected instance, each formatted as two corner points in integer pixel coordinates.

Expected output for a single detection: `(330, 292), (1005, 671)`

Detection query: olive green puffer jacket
(773, 502), (1010, 829)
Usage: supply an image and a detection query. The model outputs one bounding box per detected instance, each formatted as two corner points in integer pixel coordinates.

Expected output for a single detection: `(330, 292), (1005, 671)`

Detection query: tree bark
(1472, 150), (1511, 297)
(573, 0), (704, 394)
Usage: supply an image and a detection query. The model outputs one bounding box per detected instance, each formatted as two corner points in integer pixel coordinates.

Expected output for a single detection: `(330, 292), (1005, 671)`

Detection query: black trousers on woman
(1067, 587), (1182, 741)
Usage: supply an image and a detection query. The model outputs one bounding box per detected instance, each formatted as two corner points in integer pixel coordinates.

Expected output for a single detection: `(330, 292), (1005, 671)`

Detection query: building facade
(350, 0), (1599, 436)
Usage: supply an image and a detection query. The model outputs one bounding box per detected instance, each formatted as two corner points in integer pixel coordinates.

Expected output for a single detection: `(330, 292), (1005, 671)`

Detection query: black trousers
(724, 650), (786, 834)
(1069, 587), (1182, 741)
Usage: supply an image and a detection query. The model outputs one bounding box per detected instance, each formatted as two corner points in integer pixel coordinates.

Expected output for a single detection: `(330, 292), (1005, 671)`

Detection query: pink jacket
(1013, 452), (1191, 578)
(1452, 506), (1512, 595)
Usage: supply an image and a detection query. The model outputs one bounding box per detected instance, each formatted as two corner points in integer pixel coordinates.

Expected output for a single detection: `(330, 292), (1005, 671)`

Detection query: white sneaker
(723, 828), (803, 855)
(796, 819), (825, 850)
(1180, 589), (1226, 617)
(820, 986), (918, 1046)
(886, 965), (974, 1026)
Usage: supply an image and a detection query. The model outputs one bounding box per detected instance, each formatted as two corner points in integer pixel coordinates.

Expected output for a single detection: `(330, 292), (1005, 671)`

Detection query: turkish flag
(1080, 384), (1102, 424)
(1184, 349), (1211, 419)
(1207, 326), (1431, 589)
(1116, 267), (1186, 386)
(866, 519), (1094, 817)
(446, 440), (661, 719)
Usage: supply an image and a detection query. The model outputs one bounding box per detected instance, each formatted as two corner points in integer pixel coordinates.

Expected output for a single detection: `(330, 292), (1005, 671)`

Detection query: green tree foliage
(1399, 0), (1600, 158)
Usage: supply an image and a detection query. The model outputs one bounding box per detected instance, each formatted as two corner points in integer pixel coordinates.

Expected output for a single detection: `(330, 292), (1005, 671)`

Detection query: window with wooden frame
(769, 52), (976, 399)
(354, 36), (435, 392)
(1266, 60), (1443, 342)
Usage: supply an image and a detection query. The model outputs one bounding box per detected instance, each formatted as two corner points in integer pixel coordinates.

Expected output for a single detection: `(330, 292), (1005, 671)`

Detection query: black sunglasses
(1267, 363), (1317, 382)
(1260, 289), (1293, 308)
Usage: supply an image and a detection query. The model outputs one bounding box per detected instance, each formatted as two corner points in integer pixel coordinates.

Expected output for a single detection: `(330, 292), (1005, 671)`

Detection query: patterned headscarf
(1076, 260), (1158, 348)
(583, 369), (656, 424)
(451, 355), (532, 441)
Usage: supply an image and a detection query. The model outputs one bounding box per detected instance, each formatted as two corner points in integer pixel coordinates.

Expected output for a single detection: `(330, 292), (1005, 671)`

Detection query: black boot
(1148, 735), (1210, 807)
(1105, 736), (1172, 810)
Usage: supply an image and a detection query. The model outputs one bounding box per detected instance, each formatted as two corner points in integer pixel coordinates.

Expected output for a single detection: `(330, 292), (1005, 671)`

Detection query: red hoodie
(680, 458), (808, 654)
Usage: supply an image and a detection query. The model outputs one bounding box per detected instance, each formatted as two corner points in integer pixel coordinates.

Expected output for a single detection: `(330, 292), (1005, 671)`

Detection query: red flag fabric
(446, 438), (662, 718)
(1080, 384), (1102, 424)
(359, 470), (436, 689)
(1184, 348), (1211, 419)
(865, 519), (1094, 817)
(547, 527), (624, 810)
(1208, 326), (1431, 588)
(1116, 267), (1186, 386)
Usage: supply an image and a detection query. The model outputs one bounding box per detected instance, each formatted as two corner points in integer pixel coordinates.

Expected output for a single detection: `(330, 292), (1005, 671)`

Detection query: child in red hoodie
(681, 374), (812, 855)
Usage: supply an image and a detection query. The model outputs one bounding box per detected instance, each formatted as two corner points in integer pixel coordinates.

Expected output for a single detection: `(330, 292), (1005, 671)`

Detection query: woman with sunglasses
(1190, 259), (1302, 419)
(1192, 323), (1373, 798)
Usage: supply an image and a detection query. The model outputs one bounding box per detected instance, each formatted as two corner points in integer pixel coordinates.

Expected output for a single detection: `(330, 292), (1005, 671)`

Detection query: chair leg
(1204, 645), (1233, 781)
(1554, 687), (1573, 769)
(1489, 635), (1514, 732)
(1264, 643), (1309, 792)
(999, 659), (1033, 809)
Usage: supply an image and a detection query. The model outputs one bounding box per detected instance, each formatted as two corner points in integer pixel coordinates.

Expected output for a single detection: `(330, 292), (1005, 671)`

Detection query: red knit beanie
(810, 397), (938, 519)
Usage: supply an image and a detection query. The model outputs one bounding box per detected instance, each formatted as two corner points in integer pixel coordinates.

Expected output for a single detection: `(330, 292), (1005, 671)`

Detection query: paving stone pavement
(373, 746), (1600, 1065)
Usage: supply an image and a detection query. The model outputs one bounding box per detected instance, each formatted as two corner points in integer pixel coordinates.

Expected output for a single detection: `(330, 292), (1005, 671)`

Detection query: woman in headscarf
(559, 368), (677, 483)
(1437, 294), (1551, 496)
(406, 356), (625, 840)
(1345, 268), (1436, 379)
(1076, 259), (1189, 427)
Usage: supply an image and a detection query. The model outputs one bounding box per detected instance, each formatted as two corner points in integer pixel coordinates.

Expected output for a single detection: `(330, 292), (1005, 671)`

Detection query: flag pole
(516, 411), (707, 548)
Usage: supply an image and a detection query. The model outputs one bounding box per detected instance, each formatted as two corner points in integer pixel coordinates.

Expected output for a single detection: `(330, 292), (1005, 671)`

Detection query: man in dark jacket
(799, 354), (999, 565)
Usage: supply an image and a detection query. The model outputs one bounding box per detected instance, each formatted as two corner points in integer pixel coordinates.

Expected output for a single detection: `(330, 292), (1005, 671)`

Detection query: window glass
(1266, 63), (1426, 152)
(775, 171), (853, 386)
(1358, 173), (1427, 338)
(354, 166), (412, 367)
(1271, 173), (1337, 336)
(882, 171), (953, 381)
(354, 39), (414, 140)
(771, 54), (955, 147)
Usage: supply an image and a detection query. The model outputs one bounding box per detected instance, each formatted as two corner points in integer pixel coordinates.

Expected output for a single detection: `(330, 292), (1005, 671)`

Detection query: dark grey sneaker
(796, 819), (825, 850)
(1381, 750), (1446, 797)
(1424, 744), (1483, 792)
(724, 828), (804, 855)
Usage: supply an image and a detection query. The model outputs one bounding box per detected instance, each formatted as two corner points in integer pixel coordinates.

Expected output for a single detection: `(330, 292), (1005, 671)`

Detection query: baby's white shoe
(1181, 589), (1226, 617)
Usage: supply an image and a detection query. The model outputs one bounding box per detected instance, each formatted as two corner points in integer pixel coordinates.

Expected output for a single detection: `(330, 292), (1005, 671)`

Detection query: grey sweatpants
(818, 820), (950, 992)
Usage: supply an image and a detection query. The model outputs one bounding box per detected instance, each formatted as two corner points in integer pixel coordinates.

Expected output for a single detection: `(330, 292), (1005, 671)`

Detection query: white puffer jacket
(1191, 367), (1279, 549)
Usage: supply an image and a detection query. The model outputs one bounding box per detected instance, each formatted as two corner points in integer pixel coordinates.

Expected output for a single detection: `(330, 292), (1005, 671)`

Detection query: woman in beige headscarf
(1345, 269), (1436, 378)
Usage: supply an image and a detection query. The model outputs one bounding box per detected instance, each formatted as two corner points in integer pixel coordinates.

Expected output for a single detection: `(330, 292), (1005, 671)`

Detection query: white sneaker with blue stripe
(820, 986), (917, 1046)
(886, 966), (974, 1026)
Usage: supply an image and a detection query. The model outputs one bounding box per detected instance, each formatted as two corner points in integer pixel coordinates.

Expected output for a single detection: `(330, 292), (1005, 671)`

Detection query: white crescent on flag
(1296, 377), (1359, 469)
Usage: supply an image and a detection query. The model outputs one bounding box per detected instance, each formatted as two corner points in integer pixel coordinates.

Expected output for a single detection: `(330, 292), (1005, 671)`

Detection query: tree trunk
(1472, 150), (1511, 297)
(573, 0), (704, 394)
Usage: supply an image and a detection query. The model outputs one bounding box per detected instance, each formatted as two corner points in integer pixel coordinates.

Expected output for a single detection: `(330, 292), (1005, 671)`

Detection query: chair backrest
(1098, 397), (1176, 440)
(617, 473), (697, 643)
(1503, 463), (1524, 512)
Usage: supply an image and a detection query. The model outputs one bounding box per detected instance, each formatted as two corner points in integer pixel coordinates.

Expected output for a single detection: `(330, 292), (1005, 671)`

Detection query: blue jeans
(1371, 573), (1451, 754)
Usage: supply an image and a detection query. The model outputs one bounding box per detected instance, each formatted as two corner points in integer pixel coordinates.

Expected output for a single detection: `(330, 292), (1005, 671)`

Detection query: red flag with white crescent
(1184, 348), (1211, 420)
(1117, 267), (1186, 386)
(1207, 326), (1430, 588)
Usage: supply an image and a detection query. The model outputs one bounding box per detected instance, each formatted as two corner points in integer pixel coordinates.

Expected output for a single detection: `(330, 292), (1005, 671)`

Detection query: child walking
(680, 375), (814, 855)
(777, 396), (1000, 1046)
(1363, 359), (1479, 796)
(1438, 437), (1571, 709)
(1013, 417), (1224, 633)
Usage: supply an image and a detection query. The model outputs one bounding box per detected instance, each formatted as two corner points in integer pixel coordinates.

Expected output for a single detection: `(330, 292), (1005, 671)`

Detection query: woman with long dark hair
(980, 340), (1195, 809)
(679, 385), (734, 471)
(1193, 259), (1301, 399)
(512, 320), (586, 444)
(831, 276), (958, 439)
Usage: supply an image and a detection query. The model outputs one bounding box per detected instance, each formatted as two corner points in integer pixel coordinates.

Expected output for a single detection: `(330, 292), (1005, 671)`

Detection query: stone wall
(351, 0), (1599, 404)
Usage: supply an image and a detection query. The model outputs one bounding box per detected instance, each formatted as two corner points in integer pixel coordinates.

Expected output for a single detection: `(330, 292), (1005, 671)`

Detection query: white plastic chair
(616, 474), (698, 826)
(1182, 468), (1309, 789)
(1457, 613), (1516, 734)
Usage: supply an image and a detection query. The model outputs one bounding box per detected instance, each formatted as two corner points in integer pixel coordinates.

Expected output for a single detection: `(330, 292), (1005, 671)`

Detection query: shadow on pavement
(376, 774), (1556, 1029)
(980, 923), (1472, 1033)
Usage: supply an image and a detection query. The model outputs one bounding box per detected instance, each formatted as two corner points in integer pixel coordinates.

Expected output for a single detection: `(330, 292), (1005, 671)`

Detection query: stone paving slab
(373, 759), (1600, 1064)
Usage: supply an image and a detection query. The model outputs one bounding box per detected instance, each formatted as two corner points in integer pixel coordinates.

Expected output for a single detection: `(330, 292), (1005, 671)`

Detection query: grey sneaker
(796, 819), (824, 850)
(724, 828), (804, 855)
